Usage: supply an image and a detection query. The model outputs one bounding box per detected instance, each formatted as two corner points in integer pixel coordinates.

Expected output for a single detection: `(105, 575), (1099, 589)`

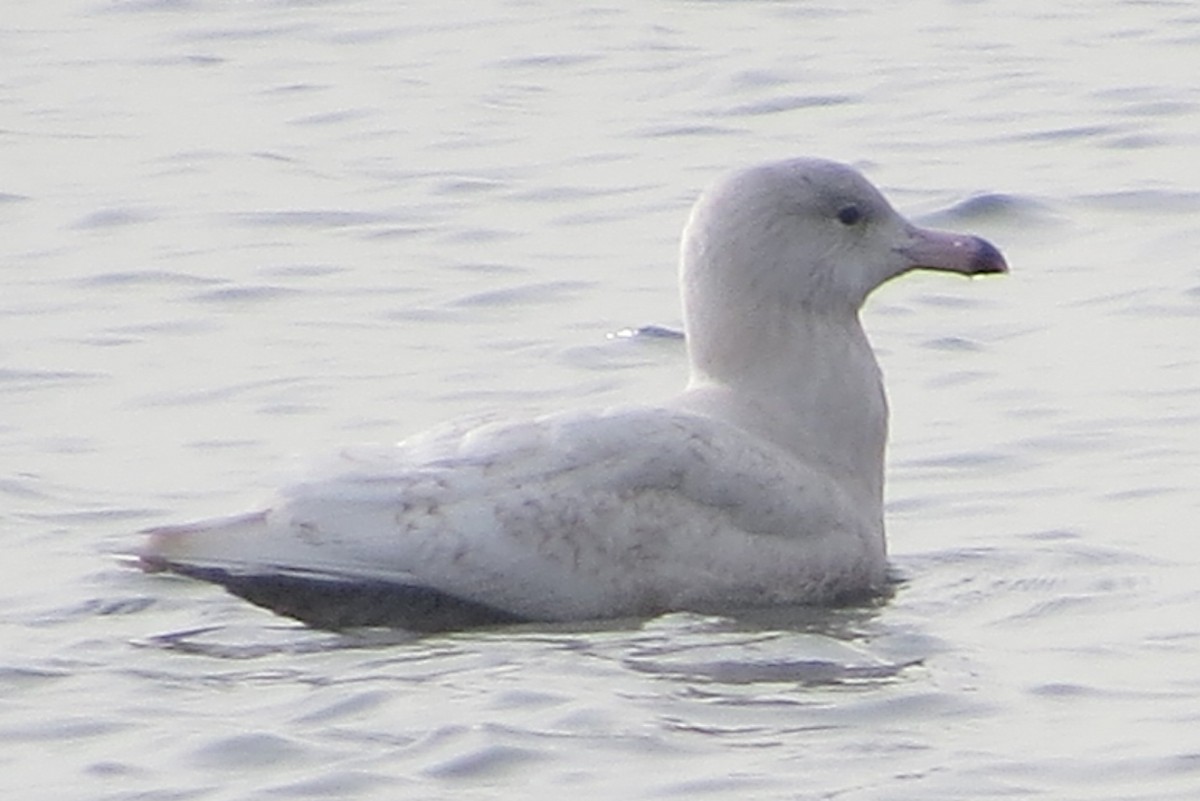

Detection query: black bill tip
(969, 236), (1008, 275)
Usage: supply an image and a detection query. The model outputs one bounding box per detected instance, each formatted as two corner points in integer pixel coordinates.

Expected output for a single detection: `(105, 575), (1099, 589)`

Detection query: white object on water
(139, 158), (1007, 630)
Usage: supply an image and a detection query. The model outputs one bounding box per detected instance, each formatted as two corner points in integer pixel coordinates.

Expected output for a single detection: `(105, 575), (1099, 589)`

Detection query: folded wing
(142, 406), (883, 629)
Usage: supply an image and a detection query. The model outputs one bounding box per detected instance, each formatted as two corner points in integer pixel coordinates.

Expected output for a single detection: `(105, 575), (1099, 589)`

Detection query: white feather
(140, 157), (1006, 626)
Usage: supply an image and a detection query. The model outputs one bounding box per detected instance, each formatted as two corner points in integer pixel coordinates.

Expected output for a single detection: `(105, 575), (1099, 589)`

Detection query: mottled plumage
(140, 158), (1006, 630)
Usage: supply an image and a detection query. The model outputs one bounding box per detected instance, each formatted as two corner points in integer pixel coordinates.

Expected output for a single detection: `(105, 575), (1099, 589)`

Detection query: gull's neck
(676, 311), (888, 509)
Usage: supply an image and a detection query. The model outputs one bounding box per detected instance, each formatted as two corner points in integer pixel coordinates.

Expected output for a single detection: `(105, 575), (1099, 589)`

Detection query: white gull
(139, 158), (1007, 630)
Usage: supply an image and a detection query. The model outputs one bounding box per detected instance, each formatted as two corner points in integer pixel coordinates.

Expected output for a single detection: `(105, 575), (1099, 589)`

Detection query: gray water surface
(3, 1), (1199, 799)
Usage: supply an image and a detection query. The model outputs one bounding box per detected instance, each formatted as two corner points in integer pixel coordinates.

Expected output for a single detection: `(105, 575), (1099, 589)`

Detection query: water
(3, 0), (1199, 798)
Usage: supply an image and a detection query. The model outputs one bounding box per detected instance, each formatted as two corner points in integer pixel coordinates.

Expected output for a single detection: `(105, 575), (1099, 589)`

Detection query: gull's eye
(836, 204), (863, 226)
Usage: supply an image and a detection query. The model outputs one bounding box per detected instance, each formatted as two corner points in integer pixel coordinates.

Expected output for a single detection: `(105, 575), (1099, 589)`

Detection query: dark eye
(836, 204), (863, 226)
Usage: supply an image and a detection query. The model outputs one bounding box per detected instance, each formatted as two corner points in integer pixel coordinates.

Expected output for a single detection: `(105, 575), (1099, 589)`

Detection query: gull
(139, 157), (1007, 631)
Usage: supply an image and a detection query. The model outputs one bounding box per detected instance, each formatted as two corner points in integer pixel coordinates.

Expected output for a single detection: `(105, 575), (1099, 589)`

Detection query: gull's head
(680, 158), (1007, 320)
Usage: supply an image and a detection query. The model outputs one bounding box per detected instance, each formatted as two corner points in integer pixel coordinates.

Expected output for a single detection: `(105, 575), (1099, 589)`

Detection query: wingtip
(135, 510), (272, 571)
